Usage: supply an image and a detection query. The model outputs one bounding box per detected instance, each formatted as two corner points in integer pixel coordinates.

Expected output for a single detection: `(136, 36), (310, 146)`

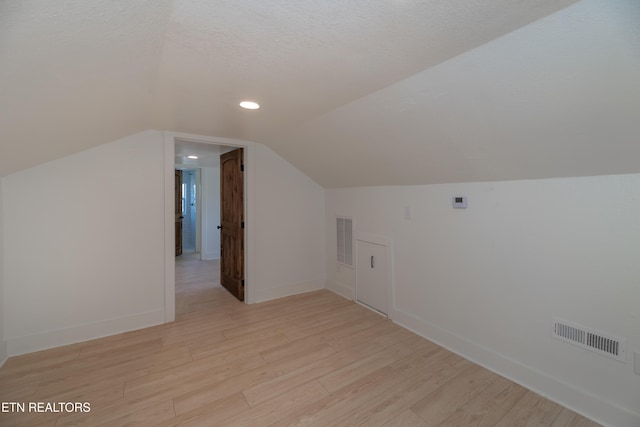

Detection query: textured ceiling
(4, 0), (637, 188)
(270, 0), (640, 187)
(0, 0), (172, 175)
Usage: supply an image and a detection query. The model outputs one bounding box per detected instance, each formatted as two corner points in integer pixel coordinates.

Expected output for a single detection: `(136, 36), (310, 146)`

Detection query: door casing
(163, 132), (256, 322)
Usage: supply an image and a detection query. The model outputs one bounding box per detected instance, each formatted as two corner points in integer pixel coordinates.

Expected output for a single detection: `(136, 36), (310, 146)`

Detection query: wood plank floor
(0, 253), (601, 426)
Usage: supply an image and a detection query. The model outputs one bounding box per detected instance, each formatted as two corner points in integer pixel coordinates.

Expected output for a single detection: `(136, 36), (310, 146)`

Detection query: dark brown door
(175, 169), (183, 256)
(220, 148), (244, 301)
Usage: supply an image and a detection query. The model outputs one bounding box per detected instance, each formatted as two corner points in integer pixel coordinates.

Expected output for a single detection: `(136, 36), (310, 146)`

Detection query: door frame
(163, 131), (256, 322)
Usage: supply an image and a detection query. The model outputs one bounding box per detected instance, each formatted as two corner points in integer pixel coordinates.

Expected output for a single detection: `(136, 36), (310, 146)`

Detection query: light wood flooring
(0, 254), (601, 426)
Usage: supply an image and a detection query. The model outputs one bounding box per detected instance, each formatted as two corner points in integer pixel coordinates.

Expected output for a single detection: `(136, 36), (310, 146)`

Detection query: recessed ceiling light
(239, 101), (260, 110)
(187, 155), (198, 159)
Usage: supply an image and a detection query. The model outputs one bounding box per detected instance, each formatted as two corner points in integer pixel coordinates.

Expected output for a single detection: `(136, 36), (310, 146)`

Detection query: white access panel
(356, 240), (388, 316)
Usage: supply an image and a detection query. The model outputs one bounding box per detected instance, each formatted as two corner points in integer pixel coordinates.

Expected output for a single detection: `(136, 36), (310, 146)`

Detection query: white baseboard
(254, 280), (324, 303)
(390, 309), (639, 427)
(326, 280), (354, 301)
(6, 309), (165, 357)
(202, 251), (219, 260)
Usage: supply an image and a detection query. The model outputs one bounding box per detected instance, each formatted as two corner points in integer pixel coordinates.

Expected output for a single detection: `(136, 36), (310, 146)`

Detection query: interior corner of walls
(326, 279), (354, 301)
(253, 279), (324, 303)
(6, 309), (165, 357)
(390, 309), (640, 427)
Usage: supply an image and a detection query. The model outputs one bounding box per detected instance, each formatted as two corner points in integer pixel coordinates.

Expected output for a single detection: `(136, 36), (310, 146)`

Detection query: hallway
(175, 253), (227, 316)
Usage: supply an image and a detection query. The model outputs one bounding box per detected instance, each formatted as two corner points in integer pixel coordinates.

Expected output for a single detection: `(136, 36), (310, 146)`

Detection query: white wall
(0, 180), (6, 366)
(201, 166), (221, 260)
(2, 130), (326, 356)
(253, 143), (326, 302)
(166, 135), (327, 308)
(3, 130), (166, 356)
(326, 174), (640, 427)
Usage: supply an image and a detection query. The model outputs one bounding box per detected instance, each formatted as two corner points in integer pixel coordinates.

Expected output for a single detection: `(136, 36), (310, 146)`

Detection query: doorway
(179, 169), (201, 255)
(165, 134), (251, 321)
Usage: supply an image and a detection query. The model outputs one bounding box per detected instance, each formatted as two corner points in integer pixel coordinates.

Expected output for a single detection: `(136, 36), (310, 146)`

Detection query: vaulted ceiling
(1, 0), (639, 187)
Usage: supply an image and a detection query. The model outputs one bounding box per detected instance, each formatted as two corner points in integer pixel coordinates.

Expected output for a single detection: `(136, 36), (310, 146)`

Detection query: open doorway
(179, 169), (200, 255)
(172, 139), (244, 316)
(164, 132), (255, 322)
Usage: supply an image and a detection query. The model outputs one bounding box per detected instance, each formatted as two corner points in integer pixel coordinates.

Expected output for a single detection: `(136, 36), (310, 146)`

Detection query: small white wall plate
(452, 196), (467, 209)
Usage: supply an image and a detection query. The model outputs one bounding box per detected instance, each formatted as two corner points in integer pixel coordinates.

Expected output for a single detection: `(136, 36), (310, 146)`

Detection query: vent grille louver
(552, 318), (626, 362)
(337, 217), (353, 267)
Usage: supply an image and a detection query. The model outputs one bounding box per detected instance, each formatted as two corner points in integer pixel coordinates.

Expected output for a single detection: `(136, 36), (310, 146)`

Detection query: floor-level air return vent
(552, 318), (626, 362)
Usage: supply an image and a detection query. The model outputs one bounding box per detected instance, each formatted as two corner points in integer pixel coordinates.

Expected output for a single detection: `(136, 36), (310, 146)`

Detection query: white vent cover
(337, 217), (353, 267)
(552, 318), (626, 362)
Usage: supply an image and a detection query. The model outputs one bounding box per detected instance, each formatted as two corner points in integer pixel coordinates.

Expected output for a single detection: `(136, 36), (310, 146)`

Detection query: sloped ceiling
(0, 0), (173, 176)
(2, 0), (638, 187)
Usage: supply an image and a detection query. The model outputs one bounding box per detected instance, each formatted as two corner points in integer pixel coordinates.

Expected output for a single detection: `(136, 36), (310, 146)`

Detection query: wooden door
(175, 170), (183, 256)
(356, 240), (387, 315)
(220, 148), (244, 301)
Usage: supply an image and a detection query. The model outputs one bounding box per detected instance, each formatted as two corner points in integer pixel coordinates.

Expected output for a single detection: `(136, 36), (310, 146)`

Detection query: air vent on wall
(337, 217), (353, 267)
(552, 318), (626, 362)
